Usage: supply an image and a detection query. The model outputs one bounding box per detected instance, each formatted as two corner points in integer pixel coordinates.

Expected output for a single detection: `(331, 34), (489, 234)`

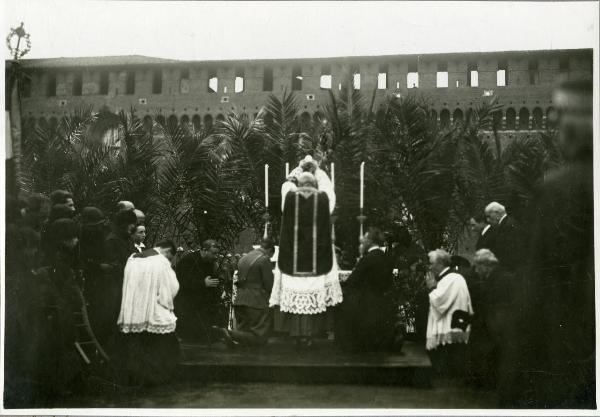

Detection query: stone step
(177, 339), (432, 387)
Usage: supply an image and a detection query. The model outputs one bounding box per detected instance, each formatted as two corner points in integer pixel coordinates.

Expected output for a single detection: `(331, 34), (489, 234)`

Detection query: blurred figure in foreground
(523, 79), (594, 408)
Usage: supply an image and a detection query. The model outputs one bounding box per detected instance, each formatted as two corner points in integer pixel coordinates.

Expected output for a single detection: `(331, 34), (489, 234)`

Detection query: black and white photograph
(2, 0), (598, 413)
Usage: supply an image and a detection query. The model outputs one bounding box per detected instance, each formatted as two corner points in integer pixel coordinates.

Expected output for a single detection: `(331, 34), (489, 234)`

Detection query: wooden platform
(178, 338), (432, 387)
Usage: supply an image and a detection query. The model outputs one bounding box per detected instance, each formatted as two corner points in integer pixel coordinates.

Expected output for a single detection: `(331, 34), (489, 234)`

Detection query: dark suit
(475, 226), (496, 252)
(336, 248), (395, 351)
(98, 230), (136, 347)
(230, 248), (274, 345)
(175, 251), (221, 342)
(487, 216), (523, 271)
(524, 159), (595, 408)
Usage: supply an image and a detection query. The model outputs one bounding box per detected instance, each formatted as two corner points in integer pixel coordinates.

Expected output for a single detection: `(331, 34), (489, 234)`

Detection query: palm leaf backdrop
(20, 91), (564, 254)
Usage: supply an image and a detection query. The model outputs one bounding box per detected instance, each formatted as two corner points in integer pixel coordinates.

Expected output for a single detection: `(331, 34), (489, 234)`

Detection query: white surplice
(117, 250), (180, 334)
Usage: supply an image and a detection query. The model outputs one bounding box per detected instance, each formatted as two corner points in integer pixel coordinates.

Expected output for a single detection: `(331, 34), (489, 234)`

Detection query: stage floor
(178, 338), (432, 387)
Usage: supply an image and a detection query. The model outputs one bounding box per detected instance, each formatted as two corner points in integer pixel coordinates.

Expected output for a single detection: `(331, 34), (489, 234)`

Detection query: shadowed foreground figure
(521, 79), (595, 408)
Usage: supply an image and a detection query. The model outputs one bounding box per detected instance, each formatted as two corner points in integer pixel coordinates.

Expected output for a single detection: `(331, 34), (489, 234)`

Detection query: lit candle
(331, 162), (335, 189)
(285, 162), (289, 178)
(265, 164), (269, 207)
(359, 162), (364, 209)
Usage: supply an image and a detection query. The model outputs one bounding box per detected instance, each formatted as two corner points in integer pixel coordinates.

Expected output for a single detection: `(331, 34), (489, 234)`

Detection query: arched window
(167, 115), (178, 130)
(23, 117), (36, 130)
(300, 112), (311, 131)
(192, 114), (201, 130)
(203, 114), (213, 131)
(492, 110), (503, 130)
(216, 114), (225, 122)
(180, 115), (190, 128)
(546, 107), (557, 129)
(465, 108), (474, 124)
(49, 117), (59, 131)
(440, 109), (450, 128)
(156, 115), (166, 126)
(505, 108), (516, 130)
(532, 107), (543, 130)
(518, 108), (530, 130)
(453, 109), (464, 125)
(264, 112), (274, 127)
(313, 111), (324, 124)
(430, 109), (438, 125)
(142, 115), (153, 132)
(38, 117), (48, 131)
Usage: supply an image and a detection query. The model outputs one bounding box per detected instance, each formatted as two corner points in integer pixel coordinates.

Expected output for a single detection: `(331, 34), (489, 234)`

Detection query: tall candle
(330, 162), (335, 188)
(285, 162), (289, 178)
(265, 164), (269, 207)
(359, 162), (364, 209)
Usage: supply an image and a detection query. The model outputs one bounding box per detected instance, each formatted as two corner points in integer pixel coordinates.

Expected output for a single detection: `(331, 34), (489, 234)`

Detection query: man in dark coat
(522, 79), (595, 408)
(483, 202), (524, 271)
(213, 238), (275, 347)
(100, 209), (137, 347)
(336, 227), (396, 352)
(175, 239), (221, 342)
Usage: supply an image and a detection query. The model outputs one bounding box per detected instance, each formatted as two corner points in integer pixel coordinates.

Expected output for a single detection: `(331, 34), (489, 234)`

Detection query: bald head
(298, 172), (318, 188)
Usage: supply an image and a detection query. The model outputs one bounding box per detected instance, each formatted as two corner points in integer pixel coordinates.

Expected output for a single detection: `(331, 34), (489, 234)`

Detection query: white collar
(368, 246), (382, 253)
(482, 224), (491, 235)
(439, 266), (451, 277)
(499, 214), (507, 225)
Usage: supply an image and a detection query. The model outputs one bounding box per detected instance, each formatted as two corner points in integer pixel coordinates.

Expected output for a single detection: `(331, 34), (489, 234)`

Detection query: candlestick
(330, 162), (335, 189)
(359, 162), (364, 209)
(264, 164), (269, 207)
(285, 162), (289, 178)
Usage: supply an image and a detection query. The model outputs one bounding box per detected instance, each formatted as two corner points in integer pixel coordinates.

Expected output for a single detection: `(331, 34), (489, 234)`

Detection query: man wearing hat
(32, 218), (84, 396)
(79, 207), (112, 345)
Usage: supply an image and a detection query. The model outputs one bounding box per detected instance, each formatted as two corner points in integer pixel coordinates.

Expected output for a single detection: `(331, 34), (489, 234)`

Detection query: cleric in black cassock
(175, 239), (224, 343)
(270, 172), (342, 347)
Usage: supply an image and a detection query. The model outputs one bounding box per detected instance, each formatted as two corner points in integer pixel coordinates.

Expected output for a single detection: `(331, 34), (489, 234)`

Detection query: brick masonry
(11, 48), (593, 132)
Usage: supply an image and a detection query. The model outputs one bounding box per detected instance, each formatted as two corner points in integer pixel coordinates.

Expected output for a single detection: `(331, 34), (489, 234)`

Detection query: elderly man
(117, 200), (135, 211)
(468, 249), (518, 392)
(425, 249), (473, 377)
(117, 240), (180, 385)
(213, 237), (275, 347)
(270, 172), (342, 347)
(483, 202), (523, 271)
(336, 227), (395, 352)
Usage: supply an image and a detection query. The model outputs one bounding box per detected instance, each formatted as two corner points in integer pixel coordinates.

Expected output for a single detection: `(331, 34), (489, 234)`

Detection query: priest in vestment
(116, 240), (180, 385)
(269, 170), (343, 347)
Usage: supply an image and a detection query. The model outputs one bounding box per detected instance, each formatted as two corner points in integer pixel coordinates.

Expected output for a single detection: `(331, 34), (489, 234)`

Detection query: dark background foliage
(19, 87), (561, 255)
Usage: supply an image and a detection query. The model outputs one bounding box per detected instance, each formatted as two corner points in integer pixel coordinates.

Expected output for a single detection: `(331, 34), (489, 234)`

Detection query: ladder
(72, 285), (110, 365)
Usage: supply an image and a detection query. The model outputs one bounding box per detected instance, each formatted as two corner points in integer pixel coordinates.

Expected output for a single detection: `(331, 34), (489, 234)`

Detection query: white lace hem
(269, 263), (343, 314)
(426, 329), (470, 350)
(119, 322), (176, 334)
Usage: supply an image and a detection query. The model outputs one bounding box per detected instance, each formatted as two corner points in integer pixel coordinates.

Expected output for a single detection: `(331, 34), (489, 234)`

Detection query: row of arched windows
(430, 106), (556, 130)
(26, 106), (556, 135)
